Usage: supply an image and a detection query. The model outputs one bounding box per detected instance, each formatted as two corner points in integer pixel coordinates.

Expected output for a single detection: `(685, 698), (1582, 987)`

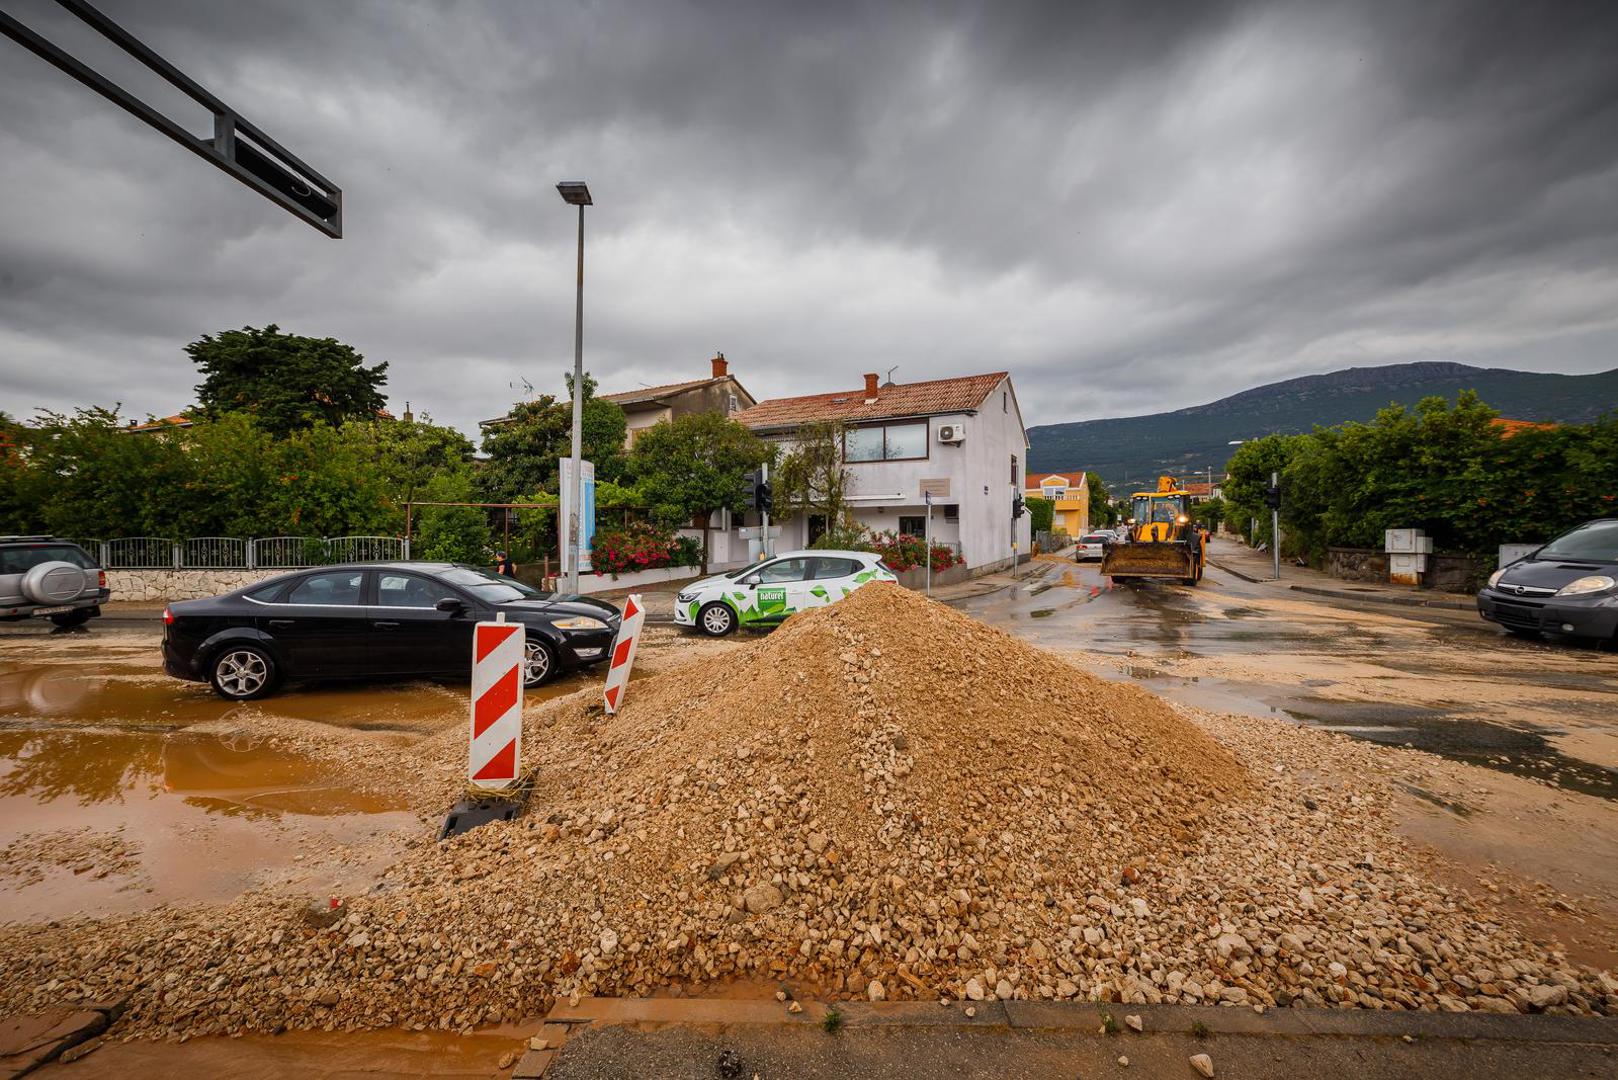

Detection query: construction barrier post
(602, 594), (645, 715)
(469, 612), (524, 789)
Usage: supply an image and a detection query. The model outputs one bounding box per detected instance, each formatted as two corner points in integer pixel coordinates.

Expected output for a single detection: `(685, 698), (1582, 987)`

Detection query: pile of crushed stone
(1, 584), (1612, 1039)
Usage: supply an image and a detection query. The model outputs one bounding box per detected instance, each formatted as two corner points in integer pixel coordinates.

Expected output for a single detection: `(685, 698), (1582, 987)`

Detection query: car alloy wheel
(699, 602), (735, 637)
(522, 638), (554, 687)
(213, 648), (271, 700)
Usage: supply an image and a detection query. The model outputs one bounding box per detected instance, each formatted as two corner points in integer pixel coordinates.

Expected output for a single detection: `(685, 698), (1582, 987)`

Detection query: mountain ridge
(1026, 362), (1618, 491)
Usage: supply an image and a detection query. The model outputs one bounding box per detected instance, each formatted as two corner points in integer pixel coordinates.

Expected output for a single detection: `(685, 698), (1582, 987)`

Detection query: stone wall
(106, 569), (286, 602)
(1325, 547), (1387, 583)
(1323, 547), (1486, 594)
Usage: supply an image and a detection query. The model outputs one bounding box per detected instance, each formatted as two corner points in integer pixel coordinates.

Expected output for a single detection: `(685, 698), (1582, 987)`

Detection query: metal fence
(70, 535), (406, 570)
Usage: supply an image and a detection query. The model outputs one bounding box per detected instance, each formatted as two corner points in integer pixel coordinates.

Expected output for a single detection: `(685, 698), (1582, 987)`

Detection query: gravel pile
(0, 584), (1613, 1039)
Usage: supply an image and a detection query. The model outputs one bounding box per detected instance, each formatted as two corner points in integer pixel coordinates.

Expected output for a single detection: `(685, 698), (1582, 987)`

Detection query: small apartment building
(1025, 471), (1090, 537)
(603, 354), (757, 448)
(482, 355), (756, 450)
(735, 372), (1031, 574)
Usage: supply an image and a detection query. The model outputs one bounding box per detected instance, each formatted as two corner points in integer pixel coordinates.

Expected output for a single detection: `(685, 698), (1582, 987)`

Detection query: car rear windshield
(0, 544), (95, 573)
(1082, 534), (1111, 543)
(1538, 520), (1618, 563)
(440, 566), (546, 603)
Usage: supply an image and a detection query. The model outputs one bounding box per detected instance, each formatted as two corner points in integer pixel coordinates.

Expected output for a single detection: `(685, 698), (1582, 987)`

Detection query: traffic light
(1264, 484), (1281, 509)
(755, 480), (773, 515)
(1011, 493), (1025, 519)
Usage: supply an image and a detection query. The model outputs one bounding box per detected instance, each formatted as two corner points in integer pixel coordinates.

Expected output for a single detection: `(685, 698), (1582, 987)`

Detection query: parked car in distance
(162, 562), (621, 700)
(0, 536), (109, 628)
(1477, 518), (1618, 644)
(1074, 532), (1114, 562)
(674, 550), (896, 637)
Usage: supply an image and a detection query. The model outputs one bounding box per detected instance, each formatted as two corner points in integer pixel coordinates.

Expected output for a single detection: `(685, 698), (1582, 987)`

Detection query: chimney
(711, 353), (728, 379)
(863, 372), (879, 402)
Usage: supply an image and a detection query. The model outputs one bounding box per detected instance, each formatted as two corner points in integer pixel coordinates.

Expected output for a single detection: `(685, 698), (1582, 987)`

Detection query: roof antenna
(883, 365), (899, 386)
(509, 377), (534, 399)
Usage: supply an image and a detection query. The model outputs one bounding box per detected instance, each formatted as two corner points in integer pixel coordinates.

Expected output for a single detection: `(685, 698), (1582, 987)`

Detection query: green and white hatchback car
(674, 549), (896, 636)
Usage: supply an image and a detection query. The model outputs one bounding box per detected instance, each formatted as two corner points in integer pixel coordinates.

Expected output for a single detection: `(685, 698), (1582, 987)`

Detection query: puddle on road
(0, 727), (417, 923)
(0, 727), (407, 814)
(0, 662), (590, 731)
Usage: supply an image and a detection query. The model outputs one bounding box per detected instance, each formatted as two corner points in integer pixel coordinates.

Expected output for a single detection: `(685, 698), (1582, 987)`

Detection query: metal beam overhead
(0, 0), (342, 237)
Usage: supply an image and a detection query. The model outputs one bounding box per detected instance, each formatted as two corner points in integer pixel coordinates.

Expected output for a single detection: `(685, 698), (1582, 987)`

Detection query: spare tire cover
(21, 561), (86, 604)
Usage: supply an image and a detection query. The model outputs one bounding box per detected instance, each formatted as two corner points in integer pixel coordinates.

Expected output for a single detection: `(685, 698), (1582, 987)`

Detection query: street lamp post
(556, 181), (592, 595)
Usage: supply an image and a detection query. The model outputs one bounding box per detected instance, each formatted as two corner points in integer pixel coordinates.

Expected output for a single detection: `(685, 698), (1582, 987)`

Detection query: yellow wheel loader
(1100, 475), (1208, 585)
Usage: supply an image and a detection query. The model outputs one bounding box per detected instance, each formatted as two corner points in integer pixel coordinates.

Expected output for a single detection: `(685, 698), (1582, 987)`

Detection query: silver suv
(0, 536), (109, 628)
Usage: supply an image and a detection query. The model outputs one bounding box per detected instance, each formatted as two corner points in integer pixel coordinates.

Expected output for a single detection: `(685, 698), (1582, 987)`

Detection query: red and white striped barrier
(602, 594), (644, 715)
(469, 616), (524, 789)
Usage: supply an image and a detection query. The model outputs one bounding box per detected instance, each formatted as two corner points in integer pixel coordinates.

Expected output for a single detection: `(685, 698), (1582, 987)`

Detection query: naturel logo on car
(757, 587), (787, 605)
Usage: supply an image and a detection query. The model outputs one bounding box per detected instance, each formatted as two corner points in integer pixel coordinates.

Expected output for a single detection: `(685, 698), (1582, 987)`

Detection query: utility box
(1499, 543), (1538, 568)
(1385, 528), (1431, 585)
(1385, 529), (1433, 554)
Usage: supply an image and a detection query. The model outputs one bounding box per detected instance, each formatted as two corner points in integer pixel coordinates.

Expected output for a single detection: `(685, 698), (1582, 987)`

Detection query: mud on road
(0, 623), (739, 924)
(966, 555), (1618, 968)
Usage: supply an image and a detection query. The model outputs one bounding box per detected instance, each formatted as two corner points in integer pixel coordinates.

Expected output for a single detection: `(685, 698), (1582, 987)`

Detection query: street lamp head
(556, 181), (592, 206)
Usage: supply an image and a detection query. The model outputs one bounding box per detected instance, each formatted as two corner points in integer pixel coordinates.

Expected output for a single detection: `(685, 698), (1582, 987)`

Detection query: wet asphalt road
(956, 557), (1618, 801)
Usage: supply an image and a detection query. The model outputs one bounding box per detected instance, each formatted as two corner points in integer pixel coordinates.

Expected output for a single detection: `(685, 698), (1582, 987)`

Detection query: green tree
(336, 415), (475, 509)
(1085, 472), (1117, 528)
(626, 412), (772, 571)
(413, 471), (489, 562)
(189, 325), (388, 437)
(1025, 495), (1054, 534)
(1223, 434), (1300, 548)
(774, 420), (851, 530)
(1191, 496), (1225, 531)
(478, 374), (627, 501)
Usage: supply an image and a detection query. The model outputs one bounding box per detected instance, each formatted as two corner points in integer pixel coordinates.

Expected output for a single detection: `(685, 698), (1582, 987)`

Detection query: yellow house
(1026, 471), (1089, 538)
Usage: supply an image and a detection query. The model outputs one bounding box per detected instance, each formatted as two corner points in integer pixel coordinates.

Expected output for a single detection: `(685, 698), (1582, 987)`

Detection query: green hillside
(1027, 362), (1618, 492)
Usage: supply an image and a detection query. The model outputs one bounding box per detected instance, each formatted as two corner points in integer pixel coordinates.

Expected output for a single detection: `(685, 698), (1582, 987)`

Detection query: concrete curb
(1287, 584), (1475, 611)
(1209, 560), (1267, 585)
(546, 996), (1618, 1045)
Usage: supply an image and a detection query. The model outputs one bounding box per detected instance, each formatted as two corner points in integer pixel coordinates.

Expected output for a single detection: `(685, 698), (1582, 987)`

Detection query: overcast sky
(3, 0), (1616, 438)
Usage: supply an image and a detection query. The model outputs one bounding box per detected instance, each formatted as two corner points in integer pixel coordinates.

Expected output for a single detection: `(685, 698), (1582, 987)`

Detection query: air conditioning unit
(937, 424), (965, 443)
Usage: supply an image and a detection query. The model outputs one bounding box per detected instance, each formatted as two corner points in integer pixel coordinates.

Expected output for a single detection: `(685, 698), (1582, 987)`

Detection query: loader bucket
(1101, 542), (1196, 580)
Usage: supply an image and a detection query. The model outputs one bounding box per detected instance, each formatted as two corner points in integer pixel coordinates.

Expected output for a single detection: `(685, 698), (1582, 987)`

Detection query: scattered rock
(1124, 1014), (1143, 1033)
(1190, 1052), (1214, 1077)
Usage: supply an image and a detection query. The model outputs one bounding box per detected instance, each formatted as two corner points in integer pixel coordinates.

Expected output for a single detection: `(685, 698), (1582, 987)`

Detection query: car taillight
(98, 570), (107, 588)
(163, 608), (174, 626)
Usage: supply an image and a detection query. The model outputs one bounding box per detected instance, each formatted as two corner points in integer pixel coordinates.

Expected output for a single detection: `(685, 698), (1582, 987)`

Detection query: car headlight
(551, 615), (609, 631)
(676, 591), (696, 603)
(1487, 568), (1505, 588)
(1555, 575), (1615, 597)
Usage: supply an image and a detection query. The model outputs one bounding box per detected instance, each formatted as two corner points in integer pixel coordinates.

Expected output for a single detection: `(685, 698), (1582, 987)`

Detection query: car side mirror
(740, 575), (761, 587)
(434, 597), (465, 613)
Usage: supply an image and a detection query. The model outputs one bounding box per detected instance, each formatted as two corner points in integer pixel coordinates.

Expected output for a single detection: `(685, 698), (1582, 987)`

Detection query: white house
(734, 371), (1031, 574)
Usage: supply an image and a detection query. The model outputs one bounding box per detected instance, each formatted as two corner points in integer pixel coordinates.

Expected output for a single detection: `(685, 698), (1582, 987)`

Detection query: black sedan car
(1477, 518), (1618, 644)
(162, 563), (621, 700)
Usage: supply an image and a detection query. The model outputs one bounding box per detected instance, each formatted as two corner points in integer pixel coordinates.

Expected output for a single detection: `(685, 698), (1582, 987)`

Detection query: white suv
(0, 537), (109, 628)
(674, 550), (896, 636)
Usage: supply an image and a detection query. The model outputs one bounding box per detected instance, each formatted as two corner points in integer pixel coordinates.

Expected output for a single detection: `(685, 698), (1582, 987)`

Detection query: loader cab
(1132, 493), (1189, 528)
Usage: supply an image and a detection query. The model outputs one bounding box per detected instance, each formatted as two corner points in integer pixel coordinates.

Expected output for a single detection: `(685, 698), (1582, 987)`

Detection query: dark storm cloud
(2, 0), (1616, 436)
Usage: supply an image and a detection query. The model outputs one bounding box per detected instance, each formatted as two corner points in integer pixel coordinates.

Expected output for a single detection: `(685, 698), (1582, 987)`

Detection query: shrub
(671, 533), (704, 568)
(591, 521), (681, 577)
(865, 530), (962, 574)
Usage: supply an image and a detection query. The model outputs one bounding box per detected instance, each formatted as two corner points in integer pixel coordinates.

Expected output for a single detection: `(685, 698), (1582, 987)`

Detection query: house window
(943, 503), (959, 523)
(899, 515), (926, 536)
(1010, 455), (1018, 484)
(1002, 391), (1007, 413)
(1044, 485), (1066, 500)
(845, 421), (928, 462)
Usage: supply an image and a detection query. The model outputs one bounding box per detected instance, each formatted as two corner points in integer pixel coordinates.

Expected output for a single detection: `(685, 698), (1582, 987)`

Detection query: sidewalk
(1207, 538), (1475, 611)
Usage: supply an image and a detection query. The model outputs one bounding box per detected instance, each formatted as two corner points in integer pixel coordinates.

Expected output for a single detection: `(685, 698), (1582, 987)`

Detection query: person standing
(493, 550), (515, 577)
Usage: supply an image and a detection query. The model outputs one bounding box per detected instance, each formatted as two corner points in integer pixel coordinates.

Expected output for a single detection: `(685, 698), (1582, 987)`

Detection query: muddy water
(966, 557), (1618, 800)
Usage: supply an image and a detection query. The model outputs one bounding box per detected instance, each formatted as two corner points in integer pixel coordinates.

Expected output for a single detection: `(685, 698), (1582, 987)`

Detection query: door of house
(808, 515), (828, 546)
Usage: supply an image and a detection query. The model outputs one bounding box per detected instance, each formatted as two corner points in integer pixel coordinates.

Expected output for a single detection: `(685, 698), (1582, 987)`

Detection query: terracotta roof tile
(601, 377), (722, 406)
(736, 372), (1008, 430)
(1027, 471), (1086, 490)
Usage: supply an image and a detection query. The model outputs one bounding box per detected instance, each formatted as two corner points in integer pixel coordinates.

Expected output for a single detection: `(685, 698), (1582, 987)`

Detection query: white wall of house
(757, 378), (1030, 573)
